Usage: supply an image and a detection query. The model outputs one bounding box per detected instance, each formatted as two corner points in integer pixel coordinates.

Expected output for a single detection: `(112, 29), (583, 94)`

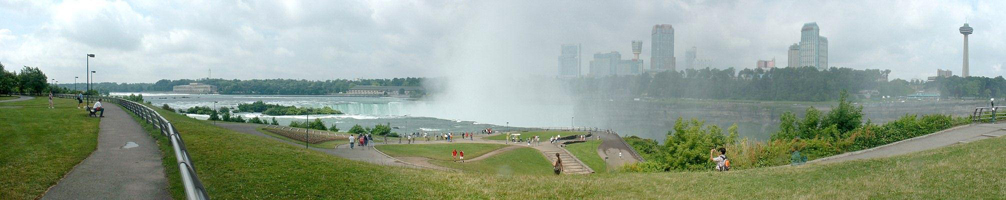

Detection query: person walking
(452, 149), (458, 161)
(459, 150), (465, 163)
(77, 92), (84, 109)
(48, 92), (54, 109)
(349, 135), (355, 149)
(553, 153), (563, 175)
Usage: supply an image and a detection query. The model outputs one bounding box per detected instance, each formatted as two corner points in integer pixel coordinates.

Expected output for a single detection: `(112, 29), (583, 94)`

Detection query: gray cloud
(0, 0), (1002, 83)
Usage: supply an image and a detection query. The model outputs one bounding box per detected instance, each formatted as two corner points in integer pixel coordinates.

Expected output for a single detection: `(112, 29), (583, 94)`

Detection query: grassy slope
(257, 127), (347, 149)
(430, 148), (553, 175)
(148, 104), (1005, 199)
(0, 98), (100, 199)
(565, 140), (606, 173)
(485, 131), (583, 141)
(377, 143), (507, 161)
(0, 96), (18, 101)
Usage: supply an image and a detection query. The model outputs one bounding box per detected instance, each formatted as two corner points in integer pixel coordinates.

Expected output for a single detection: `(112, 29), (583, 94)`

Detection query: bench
(86, 106), (103, 117)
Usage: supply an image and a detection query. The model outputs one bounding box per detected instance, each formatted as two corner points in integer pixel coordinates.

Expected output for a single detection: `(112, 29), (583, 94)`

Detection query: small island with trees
(237, 100), (343, 115)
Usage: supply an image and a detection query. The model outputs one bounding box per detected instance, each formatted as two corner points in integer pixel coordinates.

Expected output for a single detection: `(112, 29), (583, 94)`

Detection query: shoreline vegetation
(623, 91), (967, 172)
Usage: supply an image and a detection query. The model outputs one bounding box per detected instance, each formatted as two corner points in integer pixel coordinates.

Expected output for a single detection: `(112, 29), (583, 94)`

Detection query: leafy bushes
(289, 118), (328, 131)
(180, 106), (215, 115)
(624, 91), (968, 171)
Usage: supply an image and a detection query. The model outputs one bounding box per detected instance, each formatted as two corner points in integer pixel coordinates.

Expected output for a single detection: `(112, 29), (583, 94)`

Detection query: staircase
(541, 146), (593, 175)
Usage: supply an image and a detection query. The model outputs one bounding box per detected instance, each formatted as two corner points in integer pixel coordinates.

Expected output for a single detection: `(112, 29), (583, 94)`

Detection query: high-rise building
(757, 59), (776, 70)
(960, 23), (973, 77)
(684, 46), (697, 70)
(590, 52), (621, 77)
(787, 43), (800, 67)
(798, 22), (828, 70)
(651, 24), (675, 71)
(558, 44), (581, 77)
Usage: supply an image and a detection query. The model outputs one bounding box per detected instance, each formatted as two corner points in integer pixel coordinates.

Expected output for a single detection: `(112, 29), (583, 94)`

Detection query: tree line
(930, 76), (1006, 98)
(569, 67), (913, 101)
(62, 77), (424, 95)
(0, 63), (56, 95)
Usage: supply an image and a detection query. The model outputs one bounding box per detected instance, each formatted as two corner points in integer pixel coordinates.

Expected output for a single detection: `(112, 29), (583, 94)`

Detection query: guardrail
(57, 94), (210, 200)
(971, 106), (1006, 123)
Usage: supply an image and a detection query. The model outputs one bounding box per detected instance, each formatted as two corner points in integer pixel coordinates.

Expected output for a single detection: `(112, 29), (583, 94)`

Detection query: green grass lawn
(430, 147), (553, 175)
(0, 96), (18, 101)
(376, 143), (507, 161)
(257, 127), (347, 149)
(0, 98), (100, 199)
(565, 140), (606, 173)
(485, 131), (584, 141)
(135, 103), (1005, 199)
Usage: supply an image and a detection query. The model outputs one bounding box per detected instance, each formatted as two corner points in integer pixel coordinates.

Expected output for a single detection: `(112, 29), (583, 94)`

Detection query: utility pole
(305, 114), (310, 148)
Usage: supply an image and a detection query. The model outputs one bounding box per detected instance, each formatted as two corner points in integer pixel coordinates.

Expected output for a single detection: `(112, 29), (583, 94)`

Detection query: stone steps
(542, 150), (592, 175)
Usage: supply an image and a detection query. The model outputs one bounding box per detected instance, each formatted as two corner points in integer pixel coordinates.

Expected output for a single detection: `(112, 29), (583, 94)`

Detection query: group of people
(348, 134), (373, 149)
(451, 149), (465, 162)
(49, 92), (104, 117)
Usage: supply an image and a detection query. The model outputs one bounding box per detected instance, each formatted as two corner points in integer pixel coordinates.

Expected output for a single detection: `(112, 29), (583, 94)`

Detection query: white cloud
(0, 0), (1003, 83)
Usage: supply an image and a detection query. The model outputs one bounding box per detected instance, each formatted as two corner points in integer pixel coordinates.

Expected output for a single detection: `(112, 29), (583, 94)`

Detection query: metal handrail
(972, 106), (1006, 123)
(56, 94), (209, 200)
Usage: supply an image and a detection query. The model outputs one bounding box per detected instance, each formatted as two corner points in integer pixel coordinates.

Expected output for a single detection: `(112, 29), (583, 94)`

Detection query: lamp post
(86, 54), (94, 104)
(213, 101), (217, 125)
(74, 76), (78, 92)
(91, 71), (96, 96)
(305, 114), (310, 148)
(51, 79), (55, 93)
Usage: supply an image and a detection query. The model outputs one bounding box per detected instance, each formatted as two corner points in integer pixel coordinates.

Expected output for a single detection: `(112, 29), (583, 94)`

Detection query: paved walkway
(594, 131), (643, 168)
(215, 122), (419, 168)
(813, 123), (1006, 164)
(43, 104), (171, 200)
(0, 95), (33, 103)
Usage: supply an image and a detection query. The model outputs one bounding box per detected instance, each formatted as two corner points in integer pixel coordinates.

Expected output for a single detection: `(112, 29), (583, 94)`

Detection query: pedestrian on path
(553, 153), (563, 175)
(48, 92), (54, 108)
(459, 150), (465, 163)
(77, 92), (84, 109)
(349, 135), (355, 149)
(452, 149), (458, 161)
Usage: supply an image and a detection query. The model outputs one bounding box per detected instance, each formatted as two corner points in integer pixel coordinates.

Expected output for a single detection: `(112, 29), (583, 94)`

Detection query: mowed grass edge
(0, 98), (100, 199)
(146, 103), (1006, 199)
(565, 140), (606, 173)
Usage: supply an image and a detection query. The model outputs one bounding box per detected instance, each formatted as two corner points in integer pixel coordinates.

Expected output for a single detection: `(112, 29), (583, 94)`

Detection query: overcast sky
(1, 0), (1002, 83)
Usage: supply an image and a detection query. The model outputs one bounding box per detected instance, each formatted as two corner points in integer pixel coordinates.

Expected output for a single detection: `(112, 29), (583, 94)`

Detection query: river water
(117, 93), (987, 142)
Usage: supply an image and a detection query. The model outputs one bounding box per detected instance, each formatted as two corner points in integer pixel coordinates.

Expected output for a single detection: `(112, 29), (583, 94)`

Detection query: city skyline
(1, 1), (1003, 83)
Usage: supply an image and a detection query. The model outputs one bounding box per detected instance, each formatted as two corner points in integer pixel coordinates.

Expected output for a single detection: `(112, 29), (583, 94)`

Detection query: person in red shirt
(452, 149), (458, 160)
(460, 150), (465, 162)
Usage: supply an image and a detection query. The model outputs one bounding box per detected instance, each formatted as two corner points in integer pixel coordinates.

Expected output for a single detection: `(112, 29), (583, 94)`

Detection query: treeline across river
(569, 67), (912, 101)
(66, 77), (423, 95)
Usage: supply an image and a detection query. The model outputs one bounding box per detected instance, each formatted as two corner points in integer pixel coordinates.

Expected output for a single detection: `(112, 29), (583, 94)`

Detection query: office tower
(558, 44), (581, 77)
(799, 22), (828, 70)
(651, 24), (675, 71)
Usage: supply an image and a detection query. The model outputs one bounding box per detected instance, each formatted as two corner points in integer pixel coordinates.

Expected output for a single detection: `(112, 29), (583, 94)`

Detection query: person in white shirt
(348, 135), (355, 149)
(710, 148), (729, 171)
(48, 92), (54, 109)
(93, 99), (104, 117)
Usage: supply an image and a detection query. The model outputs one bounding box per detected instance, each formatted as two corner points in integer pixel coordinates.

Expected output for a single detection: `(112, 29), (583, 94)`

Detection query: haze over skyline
(1, 0), (1003, 83)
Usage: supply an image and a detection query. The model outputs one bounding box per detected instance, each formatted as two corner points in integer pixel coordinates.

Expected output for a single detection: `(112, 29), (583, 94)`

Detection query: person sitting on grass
(553, 153), (563, 175)
(710, 147), (730, 171)
(93, 99), (104, 117)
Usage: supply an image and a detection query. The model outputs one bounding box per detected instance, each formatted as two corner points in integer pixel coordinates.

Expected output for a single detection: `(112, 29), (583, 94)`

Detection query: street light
(91, 71), (96, 96)
(305, 114), (310, 148)
(74, 76), (78, 92)
(86, 54), (94, 104)
(213, 101), (217, 125)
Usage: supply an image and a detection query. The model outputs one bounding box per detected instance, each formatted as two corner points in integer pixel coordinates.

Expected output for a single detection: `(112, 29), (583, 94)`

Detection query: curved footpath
(813, 123), (1006, 164)
(43, 104), (171, 199)
(215, 123), (602, 174)
(0, 95), (33, 103)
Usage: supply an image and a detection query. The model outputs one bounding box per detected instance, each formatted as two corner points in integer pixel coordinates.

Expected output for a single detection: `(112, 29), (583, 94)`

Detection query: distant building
(650, 24), (675, 72)
(345, 86), (423, 97)
(590, 52), (621, 77)
(757, 59), (776, 70)
(798, 22), (828, 70)
(787, 43), (800, 67)
(928, 69), (954, 81)
(558, 44), (581, 78)
(684, 46), (697, 70)
(173, 83), (217, 94)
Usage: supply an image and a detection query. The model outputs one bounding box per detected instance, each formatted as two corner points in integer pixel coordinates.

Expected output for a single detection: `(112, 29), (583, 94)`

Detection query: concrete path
(43, 104), (171, 200)
(813, 123), (1006, 164)
(215, 122), (419, 168)
(0, 95), (33, 103)
(593, 131), (643, 168)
